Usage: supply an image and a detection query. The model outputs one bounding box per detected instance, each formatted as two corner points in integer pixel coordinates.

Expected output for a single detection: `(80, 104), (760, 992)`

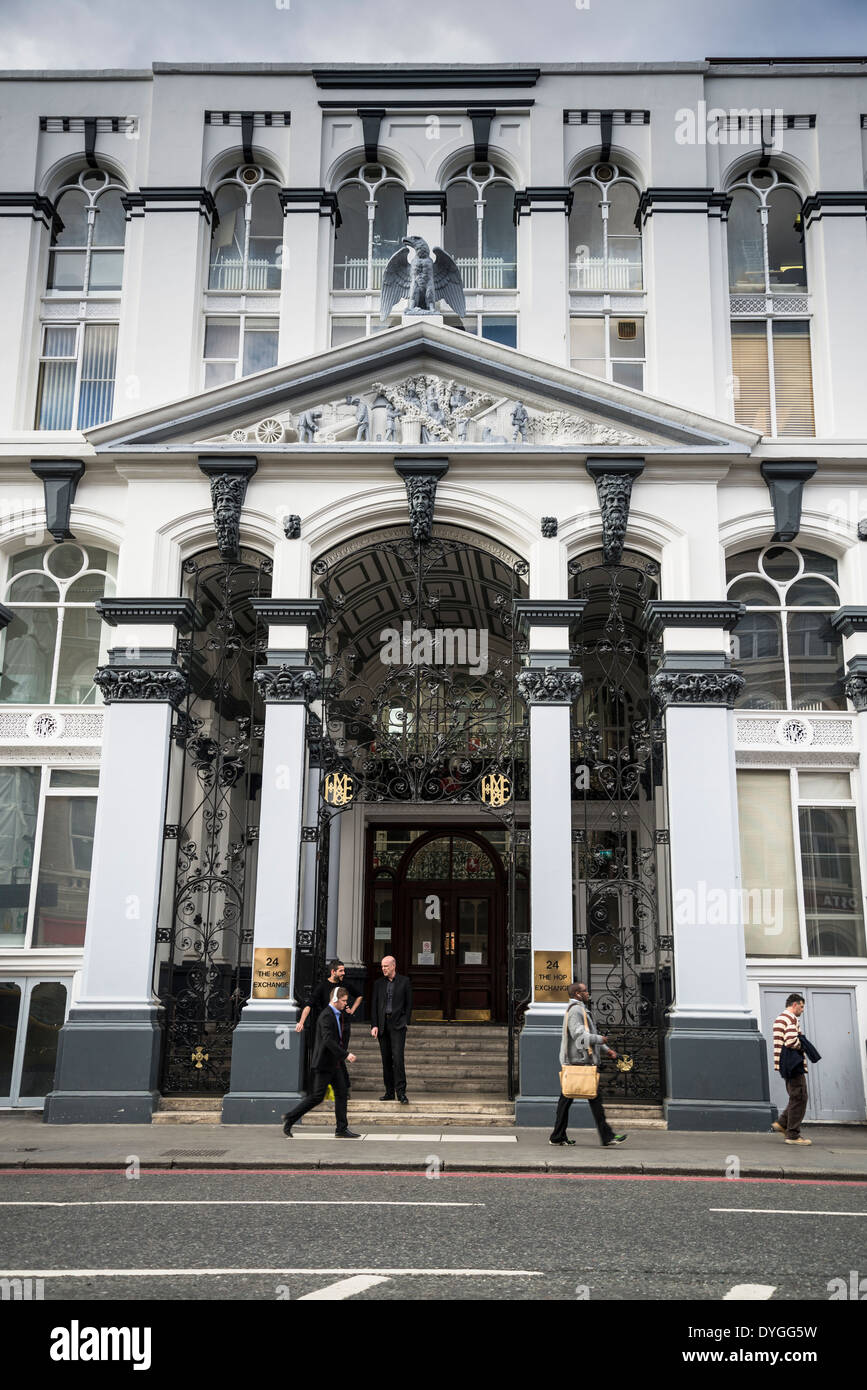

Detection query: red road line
(0, 1167), (864, 1187)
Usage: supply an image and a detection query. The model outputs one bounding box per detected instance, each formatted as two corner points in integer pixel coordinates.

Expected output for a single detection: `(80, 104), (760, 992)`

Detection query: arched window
(568, 163), (644, 389)
(568, 163), (642, 291)
(37, 169), (126, 430)
(444, 164), (517, 290)
(209, 165), (283, 291)
(726, 544), (843, 711)
(47, 169), (126, 294)
(727, 169), (814, 436)
(0, 543), (116, 705)
(332, 166), (407, 292)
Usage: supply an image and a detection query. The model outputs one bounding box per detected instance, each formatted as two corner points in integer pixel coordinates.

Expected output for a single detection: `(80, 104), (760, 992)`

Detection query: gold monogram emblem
(615, 1054), (634, 1073)
(324, 772), (354, 806)
(480, 773), (511, 807)
(191, 1045), (209, 1069)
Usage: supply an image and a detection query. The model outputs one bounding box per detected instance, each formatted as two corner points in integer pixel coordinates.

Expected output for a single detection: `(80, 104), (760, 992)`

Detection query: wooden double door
(366, 828), (507, 1022)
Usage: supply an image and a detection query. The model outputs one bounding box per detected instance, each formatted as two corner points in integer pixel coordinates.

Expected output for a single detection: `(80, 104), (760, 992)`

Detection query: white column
(0, 199), (49, 430)
(44, 634), (188, 1124)
(223, 599), (324, 1122)
(803, 199), (867, 437)
(515, 192), (571, 366)
(513, 600), (584, 1125)
(279, 192), (333, 362)
(651, 615), (775, 1131)
(641, 192), (717, 415)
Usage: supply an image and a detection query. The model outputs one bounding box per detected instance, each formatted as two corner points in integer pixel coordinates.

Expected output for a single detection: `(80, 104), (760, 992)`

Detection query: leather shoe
(379, 1093), (395, 1101)
(281, 1115), (293, 1138)
(335, 1128), (362, 1139)
(398, 1095), (409, 1105)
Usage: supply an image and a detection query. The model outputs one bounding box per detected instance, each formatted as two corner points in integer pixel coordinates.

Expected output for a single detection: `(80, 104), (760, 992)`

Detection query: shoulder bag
(559, 1004), (599, 1099)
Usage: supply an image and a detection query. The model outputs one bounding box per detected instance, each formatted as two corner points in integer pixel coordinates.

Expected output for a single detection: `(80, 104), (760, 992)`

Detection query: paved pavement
(1, 1112), (864, 1180)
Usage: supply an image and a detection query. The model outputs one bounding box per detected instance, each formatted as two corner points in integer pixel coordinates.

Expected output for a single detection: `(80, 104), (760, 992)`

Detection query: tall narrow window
(727, 168), (813, 436)
(37, 168), (125, 430)
(569, 163), (642, 291)
(444, 164), (517, 290)
(332, 166), (407, 294)
(209, 166), (283, 292)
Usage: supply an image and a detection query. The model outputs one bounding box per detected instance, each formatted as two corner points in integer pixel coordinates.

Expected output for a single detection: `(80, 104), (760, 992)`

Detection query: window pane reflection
(799, 807), (866, 957)
(19, 981), (67, 1097)
(33, 796), (96, 947)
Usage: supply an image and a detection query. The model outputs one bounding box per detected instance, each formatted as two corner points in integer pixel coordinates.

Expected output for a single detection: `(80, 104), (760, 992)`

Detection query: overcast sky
(0, 0), (866, 69)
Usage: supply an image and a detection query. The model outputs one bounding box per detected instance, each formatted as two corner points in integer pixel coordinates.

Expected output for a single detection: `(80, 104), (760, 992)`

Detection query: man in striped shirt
(772, 992), (810, 1145)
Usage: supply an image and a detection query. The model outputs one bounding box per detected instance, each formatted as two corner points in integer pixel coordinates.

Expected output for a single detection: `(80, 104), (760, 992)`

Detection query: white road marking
(723, 1284), (777, 1301)
(711, 1208), (867, 1218)
(298, 1274), (390, 1300)
(0, 1199), (483, 1209)
(438, 1135), (518, 1143)
(0, 1267), (543, 1279)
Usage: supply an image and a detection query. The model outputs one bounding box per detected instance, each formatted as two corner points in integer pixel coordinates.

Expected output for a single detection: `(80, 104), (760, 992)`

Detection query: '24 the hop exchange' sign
(253, 948), (292, 999)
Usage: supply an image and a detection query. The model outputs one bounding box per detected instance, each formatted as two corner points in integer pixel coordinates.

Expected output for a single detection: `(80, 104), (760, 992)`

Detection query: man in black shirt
(295, 960), (361, 1033)
(371, 955), (413, 1103)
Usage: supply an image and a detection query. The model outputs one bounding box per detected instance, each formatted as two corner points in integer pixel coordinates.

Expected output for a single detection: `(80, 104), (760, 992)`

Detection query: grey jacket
(559, 1001), (614, 1067)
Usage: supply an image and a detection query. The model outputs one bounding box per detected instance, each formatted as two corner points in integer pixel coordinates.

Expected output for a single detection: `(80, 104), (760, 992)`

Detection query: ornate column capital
(94, 663), (189, 707)
(652, 657), (744, 709)
(198, 457), (258, 561)
(516, 665), (583, 705)
(586, 457), (644, 567)
(394, 458), (450, 542)
(254, 665), (321, 704)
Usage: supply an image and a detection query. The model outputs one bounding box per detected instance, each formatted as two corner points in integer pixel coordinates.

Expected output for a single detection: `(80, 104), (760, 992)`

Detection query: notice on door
(252, 947), (292, 999)
(533, 951), (572, 1003)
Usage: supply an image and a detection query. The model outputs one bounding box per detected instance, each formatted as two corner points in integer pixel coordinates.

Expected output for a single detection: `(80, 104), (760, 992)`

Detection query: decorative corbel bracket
(198, 456), (258, 561)
(586, 457), (645, 567)
(760, 461), (817, 543)
(394, 458), (450, 542)
(29, 459), (85, 542)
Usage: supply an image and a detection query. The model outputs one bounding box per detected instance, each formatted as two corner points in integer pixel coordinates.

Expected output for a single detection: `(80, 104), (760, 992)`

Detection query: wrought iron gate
(569, 549), (672, 1104)
(155, 548), (271, 1094)
(300, 530), (531, 1094)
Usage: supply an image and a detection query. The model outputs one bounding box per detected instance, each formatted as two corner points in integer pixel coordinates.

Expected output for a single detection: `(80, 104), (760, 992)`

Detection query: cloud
(0, 0), (865, 68)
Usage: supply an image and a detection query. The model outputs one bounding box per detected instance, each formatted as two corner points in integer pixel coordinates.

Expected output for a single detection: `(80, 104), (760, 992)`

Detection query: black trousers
(284, 1064), (349, 1131)
(378, 1019), (407, 1097)
(550, 1087), (614, 1145)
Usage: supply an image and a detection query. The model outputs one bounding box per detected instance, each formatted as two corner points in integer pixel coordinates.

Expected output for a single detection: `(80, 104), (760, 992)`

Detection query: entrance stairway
(152, 1024), (666, 1128)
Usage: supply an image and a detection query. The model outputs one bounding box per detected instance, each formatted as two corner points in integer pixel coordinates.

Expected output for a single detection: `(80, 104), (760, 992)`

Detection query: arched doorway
(364, 827), (526, 1021)
(302, 526), (530, 1043)
(154, 546), (272, 1094)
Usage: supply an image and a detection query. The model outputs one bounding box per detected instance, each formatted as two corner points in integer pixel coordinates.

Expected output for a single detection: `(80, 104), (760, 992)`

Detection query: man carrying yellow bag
(549, 981), (628, 1148)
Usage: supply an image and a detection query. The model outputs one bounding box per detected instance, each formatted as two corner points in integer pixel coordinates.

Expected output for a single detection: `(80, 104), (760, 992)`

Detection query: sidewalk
(0, 1112), (864, 1179)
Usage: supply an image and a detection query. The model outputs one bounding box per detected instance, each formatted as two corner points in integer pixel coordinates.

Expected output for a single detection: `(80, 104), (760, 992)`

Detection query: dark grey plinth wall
(43, 1006), (164, 1124)
(221, 1004), (306, 1124)
(514, 1012), (593, 1128)
(665, 1015), (774, 1131)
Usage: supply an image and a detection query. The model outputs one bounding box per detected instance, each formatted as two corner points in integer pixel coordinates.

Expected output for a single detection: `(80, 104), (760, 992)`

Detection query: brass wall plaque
(533, 950), (572, 1003)
(252, 947), (292, 999)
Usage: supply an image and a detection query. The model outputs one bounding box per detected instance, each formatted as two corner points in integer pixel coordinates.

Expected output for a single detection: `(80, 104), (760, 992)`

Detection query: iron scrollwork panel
(569, 551), (672, 1103)
(156, 549), (271, 1094)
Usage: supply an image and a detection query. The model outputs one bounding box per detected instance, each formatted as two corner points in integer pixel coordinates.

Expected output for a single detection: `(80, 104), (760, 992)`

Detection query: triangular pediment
(87, 319), (757, 456)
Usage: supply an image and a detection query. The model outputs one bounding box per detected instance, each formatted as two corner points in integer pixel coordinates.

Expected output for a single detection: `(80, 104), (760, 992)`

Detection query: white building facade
(0, 59), (865, 1128)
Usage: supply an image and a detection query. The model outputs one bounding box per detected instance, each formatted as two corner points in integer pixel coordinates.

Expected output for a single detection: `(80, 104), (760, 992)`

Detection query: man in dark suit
(282, 986), (361, 1138)
(370, 956), (413, 1104)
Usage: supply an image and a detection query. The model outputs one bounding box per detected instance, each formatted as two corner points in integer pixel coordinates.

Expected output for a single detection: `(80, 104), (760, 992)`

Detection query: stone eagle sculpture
(379, 235), (466, 321)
